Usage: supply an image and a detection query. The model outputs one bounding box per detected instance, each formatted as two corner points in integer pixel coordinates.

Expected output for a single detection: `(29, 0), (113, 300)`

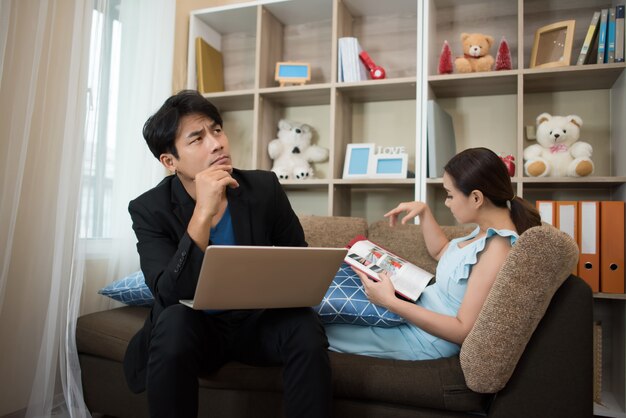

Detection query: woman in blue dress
(324, 147), (542, 360)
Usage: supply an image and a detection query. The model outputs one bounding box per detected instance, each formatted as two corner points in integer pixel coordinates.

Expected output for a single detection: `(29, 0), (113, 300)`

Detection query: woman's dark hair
(142, 90), (223, 160)
(443, 147), (541, 234)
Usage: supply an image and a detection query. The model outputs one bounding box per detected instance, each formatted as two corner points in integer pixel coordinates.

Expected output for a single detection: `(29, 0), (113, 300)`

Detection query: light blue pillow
(314, 262), (406, 327)
(98, 270), (154, 306)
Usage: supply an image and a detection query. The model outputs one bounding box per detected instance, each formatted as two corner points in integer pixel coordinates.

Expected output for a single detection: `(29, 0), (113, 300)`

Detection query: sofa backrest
(368, 220), (472, 273)
(299, 215), (367, 248)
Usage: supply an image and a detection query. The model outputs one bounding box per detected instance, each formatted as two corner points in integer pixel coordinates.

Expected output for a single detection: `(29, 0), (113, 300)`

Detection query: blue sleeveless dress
(324, 227), (518, 360)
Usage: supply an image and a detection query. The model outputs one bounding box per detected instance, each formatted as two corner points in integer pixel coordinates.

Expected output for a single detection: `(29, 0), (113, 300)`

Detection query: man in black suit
(123, 90), (331, 418)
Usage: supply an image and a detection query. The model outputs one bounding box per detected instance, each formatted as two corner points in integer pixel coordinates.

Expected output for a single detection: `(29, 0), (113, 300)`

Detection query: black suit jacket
(123, 169), (306, 393)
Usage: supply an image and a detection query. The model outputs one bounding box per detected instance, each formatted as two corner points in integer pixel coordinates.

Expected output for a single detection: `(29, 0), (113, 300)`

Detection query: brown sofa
(77, 216), (593, 417)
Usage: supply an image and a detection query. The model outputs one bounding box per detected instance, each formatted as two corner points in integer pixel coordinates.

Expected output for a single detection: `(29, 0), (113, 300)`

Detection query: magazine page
(344, 239), (434, 301)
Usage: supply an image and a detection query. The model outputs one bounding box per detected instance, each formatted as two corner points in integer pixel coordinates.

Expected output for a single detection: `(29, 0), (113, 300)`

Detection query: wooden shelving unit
(418, 0), (626, 416)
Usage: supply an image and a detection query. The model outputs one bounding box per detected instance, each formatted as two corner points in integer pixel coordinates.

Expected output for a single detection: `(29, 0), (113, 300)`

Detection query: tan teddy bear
(454, 33), (495, 73)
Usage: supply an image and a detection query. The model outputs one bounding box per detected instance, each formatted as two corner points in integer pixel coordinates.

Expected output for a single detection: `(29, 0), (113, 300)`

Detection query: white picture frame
(343, 143), (375, 178)
(372, 153), (408, 179)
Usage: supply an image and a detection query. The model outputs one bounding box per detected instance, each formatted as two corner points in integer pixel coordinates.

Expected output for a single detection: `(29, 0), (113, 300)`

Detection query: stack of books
(337, 37), (369, 82)
(577, 5), (625, 65)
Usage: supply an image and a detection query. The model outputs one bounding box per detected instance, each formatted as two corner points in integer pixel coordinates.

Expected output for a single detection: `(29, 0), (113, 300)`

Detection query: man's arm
(268, 172), (307, 247)
(129, 199), (204, 307)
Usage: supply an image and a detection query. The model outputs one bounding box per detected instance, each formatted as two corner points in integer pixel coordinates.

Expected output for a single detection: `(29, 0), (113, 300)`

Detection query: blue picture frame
(343, 143), (375, 178)
(373, 153), (408, 178)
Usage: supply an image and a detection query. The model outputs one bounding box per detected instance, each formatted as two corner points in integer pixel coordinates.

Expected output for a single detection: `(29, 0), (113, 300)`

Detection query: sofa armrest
(460, 225), (583, 393)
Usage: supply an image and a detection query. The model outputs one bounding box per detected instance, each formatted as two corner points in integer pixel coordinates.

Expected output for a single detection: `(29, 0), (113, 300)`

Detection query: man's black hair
(142, 90), (223, 160)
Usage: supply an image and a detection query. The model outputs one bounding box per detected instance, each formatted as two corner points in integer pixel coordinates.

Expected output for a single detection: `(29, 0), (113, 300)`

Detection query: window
(81, 0), (121, 238)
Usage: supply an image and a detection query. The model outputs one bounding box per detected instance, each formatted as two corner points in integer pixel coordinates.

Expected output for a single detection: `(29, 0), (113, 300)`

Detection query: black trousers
(146, 304), (332, 418)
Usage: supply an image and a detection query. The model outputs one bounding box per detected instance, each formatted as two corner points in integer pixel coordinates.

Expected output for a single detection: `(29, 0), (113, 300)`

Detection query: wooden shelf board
(521, 177), (626, 189)
(341, 0), (417, 17)
(201, 90), (255, 112)
(524, 63), (626, 94)
(260, 84), (332, 106)
(335, 77), (417, 102)
(333, 178), (416, 187)
(427, 177), (626, 189)
(428, 70), (518, 98)
(594, 293), (626, 301)
(279, 179), (330, 188)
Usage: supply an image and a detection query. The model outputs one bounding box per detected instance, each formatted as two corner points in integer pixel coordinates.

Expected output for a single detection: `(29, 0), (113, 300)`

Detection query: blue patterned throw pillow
(98, 270), (154, 306)
(314, 262), (406, 327)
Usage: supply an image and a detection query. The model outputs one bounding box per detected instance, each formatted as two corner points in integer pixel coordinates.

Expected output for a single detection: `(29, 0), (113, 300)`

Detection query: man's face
(160, 113), (232, 181)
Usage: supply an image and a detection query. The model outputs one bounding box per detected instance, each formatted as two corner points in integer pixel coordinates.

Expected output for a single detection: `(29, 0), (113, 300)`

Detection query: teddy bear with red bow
(523, 113), (594, 177)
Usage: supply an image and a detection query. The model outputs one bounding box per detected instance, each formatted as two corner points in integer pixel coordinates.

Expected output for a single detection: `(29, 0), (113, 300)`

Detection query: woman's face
(443, 172), (476, 224)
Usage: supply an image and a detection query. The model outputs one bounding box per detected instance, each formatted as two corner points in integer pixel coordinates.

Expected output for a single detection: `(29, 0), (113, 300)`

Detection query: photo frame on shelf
(343, 143), (375, 179)
(530, 20), (576, 69)
(372, 154), (408, 179)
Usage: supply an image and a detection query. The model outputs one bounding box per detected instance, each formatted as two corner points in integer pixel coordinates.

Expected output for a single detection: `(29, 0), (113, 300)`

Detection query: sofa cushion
(460, 225), (580, 393)
(299, 215), (368, 248)
(76, 305), (490, 413)
(313, 262), (406, 327)
(98, 271), (153, 306)
(200, 353), (490, 413)
(77, 306), (149, 362)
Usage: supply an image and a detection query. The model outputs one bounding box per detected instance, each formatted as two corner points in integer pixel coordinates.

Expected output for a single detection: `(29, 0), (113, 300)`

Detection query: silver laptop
(180, 245), (348, 310)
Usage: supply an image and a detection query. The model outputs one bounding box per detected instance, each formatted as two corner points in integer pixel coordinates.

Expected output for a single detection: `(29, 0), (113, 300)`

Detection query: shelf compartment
(332, 182), (415, 223)
(189, 5), (257, 92)
(428, 71), (518, 98)
(338, 0), (418, 81)
(286, 185), (330, 217)
(593, 299), (626, 418)
(426, 0), (519, 77)
(259, 0), (333, 88)
(523, 64), (626, 94)
(258, 95), (331, 177)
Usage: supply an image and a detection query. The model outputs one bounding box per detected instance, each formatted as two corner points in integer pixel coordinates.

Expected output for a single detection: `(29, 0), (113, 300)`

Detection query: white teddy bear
(523, 113), (594, 177)
(268, 119), (329, 180)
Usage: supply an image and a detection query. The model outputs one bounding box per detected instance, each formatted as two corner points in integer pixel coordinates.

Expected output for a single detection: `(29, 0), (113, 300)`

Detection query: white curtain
(0, 0), (174, 416)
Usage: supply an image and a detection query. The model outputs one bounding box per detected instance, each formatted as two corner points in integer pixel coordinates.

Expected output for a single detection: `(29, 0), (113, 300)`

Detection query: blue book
(608, 7), (617, 62)
(598, 9), (609, 63)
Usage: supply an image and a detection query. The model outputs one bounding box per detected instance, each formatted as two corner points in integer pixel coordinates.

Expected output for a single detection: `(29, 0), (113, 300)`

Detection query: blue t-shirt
(210, 206), (236, 246)
(204, 206), (235, 314)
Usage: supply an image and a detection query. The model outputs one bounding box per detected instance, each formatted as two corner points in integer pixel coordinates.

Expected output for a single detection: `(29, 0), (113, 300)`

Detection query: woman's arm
(358, 235), (512, 345)
(384, 201), (449, 260)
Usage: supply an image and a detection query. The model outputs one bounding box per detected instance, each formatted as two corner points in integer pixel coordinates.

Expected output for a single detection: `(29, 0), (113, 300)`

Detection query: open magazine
(344, 236), (435, 302)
